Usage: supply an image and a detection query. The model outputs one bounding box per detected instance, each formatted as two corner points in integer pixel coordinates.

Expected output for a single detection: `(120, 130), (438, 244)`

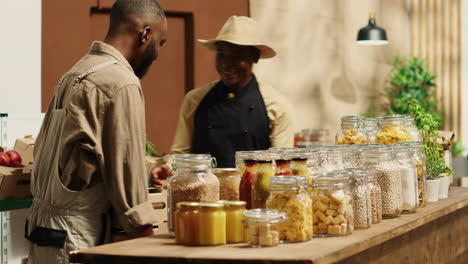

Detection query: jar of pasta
(243, 209), (287, 247)
(403, 115), (422, 142)
(212, 168), (241, 201)
(266, 175), (312, 242)
(364, 118), (379, 144)
(375, 115), (412, 144)
(336, 116), (368, 145)
(252, 160), (274, 209)
(311, 171), (354, 237)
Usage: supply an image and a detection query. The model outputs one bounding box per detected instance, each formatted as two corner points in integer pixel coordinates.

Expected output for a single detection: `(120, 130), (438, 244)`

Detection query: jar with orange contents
(175, 202), (200, 245)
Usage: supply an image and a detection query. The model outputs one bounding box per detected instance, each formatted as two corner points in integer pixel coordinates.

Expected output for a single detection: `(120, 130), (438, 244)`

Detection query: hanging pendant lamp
(356, 12), (388, 45)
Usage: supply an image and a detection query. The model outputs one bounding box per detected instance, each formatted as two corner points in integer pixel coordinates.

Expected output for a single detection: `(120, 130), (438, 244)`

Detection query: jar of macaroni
(336, 116), (368, 145)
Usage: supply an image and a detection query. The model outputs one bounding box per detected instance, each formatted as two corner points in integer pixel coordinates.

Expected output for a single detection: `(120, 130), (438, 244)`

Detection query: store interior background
(0, 0), (467, 262)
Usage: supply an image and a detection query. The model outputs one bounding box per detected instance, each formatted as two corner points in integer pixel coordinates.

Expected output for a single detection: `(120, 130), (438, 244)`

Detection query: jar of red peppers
(240, 159), (257, 209)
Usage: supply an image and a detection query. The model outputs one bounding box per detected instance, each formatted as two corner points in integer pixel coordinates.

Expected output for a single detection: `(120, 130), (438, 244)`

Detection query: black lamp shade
(356, 13), (388, 45)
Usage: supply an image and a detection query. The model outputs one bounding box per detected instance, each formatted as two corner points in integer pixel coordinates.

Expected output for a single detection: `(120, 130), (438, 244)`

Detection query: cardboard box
(0, 137), (35, 199)
(148, 190), (168, 234)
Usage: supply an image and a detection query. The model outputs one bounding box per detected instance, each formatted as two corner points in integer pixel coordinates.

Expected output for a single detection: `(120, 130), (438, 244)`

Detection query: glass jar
(217, 201), (246, 243)
(175, 202), (200, 245)
(401, 142), (427, 207)
(403, 115), (422, 142)
(212, 168), (241, 201)
(321, 147), (346, 172)
(336, 116), (368, 145)
(235, 150), (263, 176)
(290, 157), (310, 180)
(252, 160), (274, 209)
(351, 168), (372, 229)
(266, 175), (312, 242)
(375, 115), (412, 144)
(243, 209), (287, 247)
(364, 118), (379, 144)
(361, 145), (402, 218)
(311, 171), (354, 237)
(283, 150), (322, 182)
(168, 154), (220, 235)
(275, 159), (292, 175)
(366, 168), (382, 224)
(310, 129), (331, 142)
(240, 159), (257, 209)
(393, 145), (418, 214)
(197, 203), (226, 246)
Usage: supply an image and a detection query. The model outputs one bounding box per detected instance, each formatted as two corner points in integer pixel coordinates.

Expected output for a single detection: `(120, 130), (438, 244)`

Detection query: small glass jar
(366, 168), (382, 224)
(243, 209), (287, 247)
(310, 129), (331, 142)
(361, 145), (402, 218)
(336, 116), (368, 145)
(175, 202), (200, 245)
(217, 201), (246, 243)
(275, 159), (292, 175)
(197, 203), (226, 246)
(311, 171), (354, 237)
(252, 160), (274, 209)
(376, 115), (412, 144)
(393, 145), (418, 214)
(240, 159), (257, 209)
(212, 168), (241, 201)
(403, 115), (422, 142)
(266, 175), (312, 242)
(168, 154), (220, 235)
(364, 118), (379, 144)
(351, 168), (372, 229)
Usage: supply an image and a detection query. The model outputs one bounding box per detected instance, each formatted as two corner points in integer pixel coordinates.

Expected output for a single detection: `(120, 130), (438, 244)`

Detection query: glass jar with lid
(252, 160), (274, 209)
(393, 144), (418, 214)
(311, 171), (354, 237)
(336, 116), (368, 145)
(376, 115), (412, 144)
(243, 209), (287, 247)
(321, 146), (346, 172)
(217, 200), (247, 243)
(240, 159), (257, 209)
(212, 168), (241, 201)
(266, 175), (312, 242)
(197, 203), (226, 246)
(168, 154), (220, 235)
(275, 159), (292, 175)
(175, 202), (200, 245)
(366, 167), (382, 224)
(402, 115), (422, 142)
(364, 118), (379, 143)
(235, 150), (264, 176)
(310, 129), (331, 142)
(361, 145), (402, 218)
(404, 142), (427, 207)
(283, 150), (322, 183)
(351, 168), (372, 229)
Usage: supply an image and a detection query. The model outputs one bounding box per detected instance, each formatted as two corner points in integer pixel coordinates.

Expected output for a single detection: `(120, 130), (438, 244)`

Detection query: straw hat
(198, 16), (276, 59)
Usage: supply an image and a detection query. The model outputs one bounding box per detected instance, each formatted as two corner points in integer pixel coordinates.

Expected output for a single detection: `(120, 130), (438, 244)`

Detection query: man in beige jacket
(27, 1), (167, 263)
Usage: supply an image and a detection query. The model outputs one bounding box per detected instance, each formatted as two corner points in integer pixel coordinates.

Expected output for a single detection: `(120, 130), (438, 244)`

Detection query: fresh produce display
(0, 150), (24, 167)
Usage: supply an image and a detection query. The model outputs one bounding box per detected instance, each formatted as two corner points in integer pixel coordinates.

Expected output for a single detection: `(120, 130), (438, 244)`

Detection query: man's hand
(150, 165), (171, 190)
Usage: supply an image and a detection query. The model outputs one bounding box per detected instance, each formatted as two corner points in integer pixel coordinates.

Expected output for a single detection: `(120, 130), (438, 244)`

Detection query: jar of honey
(197, 203), (226, 246)
(175, 202), (200, 245)
(218, 200), (247, 243)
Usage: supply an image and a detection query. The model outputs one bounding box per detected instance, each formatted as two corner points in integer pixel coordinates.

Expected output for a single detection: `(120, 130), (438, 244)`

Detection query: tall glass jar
(235, 150), (264, 176)
(311, 171), (354, 237)
(266, 175), (312, 242)
(403, 115), (422, 142)
(336, 116), (368, 145)
(212, 168), (241, 201)
(252, 160), (274, 209)
(376, 115), (412, 144)
(243, 209), (287, 247)
(275, 159), (292, 175)
(240, 159), (257, 209)
(393, 145), (418, 214)
(168, 154), (220, 235)
(197, 203), (226, 246)
(366, 167), (382, 224)
(283, 150), (322, 182)
(361, 145), (403, 218)
(364, 118), (379, 143)
(405, 143), (427, 207)
(290, 157), (310, 181)
(175, 202), (200, 245)
(351, 168), (371, 229)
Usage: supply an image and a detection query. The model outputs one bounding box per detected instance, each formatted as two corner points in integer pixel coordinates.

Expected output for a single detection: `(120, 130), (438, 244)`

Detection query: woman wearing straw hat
(167, 16), (293, 168)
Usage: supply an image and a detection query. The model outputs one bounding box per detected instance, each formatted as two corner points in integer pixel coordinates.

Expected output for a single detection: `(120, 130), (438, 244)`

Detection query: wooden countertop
(70, 187), (468, 264)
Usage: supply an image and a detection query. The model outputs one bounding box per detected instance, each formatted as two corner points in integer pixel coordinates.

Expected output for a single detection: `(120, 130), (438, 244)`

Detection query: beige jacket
(171, 80), (294, 154)
(36, 41), (156, 232)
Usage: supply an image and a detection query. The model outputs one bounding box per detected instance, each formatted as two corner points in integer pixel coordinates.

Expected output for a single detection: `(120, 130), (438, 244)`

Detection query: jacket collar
(89, 41), (134, 73)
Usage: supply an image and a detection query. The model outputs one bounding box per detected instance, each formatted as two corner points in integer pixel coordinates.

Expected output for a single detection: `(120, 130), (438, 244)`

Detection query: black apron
(193, 76), (271, 167)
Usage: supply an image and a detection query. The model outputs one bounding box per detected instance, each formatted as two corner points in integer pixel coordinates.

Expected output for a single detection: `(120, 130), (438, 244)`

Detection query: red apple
(10, 161), (24, 168)
(5, 150), (22, 164)
(0, 152), (10, 167)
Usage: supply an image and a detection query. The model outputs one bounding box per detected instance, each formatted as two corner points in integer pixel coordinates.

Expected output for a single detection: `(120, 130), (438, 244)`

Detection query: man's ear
(140, 26), (152, 44)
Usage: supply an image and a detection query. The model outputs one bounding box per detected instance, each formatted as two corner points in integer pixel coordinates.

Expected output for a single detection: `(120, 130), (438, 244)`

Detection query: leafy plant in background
(387, 56), (442, 126)
(408, 99), (452, 178)
(145, 139), (161, 157)
(360, 104), (377, 118)
(451, 140), (465, 158)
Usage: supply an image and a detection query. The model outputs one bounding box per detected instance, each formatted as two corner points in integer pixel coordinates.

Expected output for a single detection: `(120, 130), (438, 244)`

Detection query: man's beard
(135, 39), (156, 79)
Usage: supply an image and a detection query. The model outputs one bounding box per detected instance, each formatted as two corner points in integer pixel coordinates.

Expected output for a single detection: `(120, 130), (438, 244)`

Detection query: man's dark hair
(107, 0), (165, 35)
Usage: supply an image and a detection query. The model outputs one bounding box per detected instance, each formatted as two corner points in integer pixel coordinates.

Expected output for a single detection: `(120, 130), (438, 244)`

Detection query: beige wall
(250, 0), (409, 134)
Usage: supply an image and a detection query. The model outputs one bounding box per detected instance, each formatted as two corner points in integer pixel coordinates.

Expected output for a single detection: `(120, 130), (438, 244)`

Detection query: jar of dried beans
(351, 168), (371, 229)
(366, 167), (382, 224)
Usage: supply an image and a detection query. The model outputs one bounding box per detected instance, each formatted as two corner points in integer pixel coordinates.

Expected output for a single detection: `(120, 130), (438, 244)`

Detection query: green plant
(145, 139), (161, 157)
(452, 140), (465, 158)
(408, 99), (452, 178)
(360, 104), (377, 118)
(387, 56), (442, 126)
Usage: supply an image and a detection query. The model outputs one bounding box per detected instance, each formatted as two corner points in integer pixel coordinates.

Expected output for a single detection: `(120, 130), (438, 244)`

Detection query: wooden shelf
(70, 187), (468, 264)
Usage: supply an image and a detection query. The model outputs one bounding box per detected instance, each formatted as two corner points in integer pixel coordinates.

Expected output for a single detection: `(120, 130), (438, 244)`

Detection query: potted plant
(408, 99), (453, 202)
